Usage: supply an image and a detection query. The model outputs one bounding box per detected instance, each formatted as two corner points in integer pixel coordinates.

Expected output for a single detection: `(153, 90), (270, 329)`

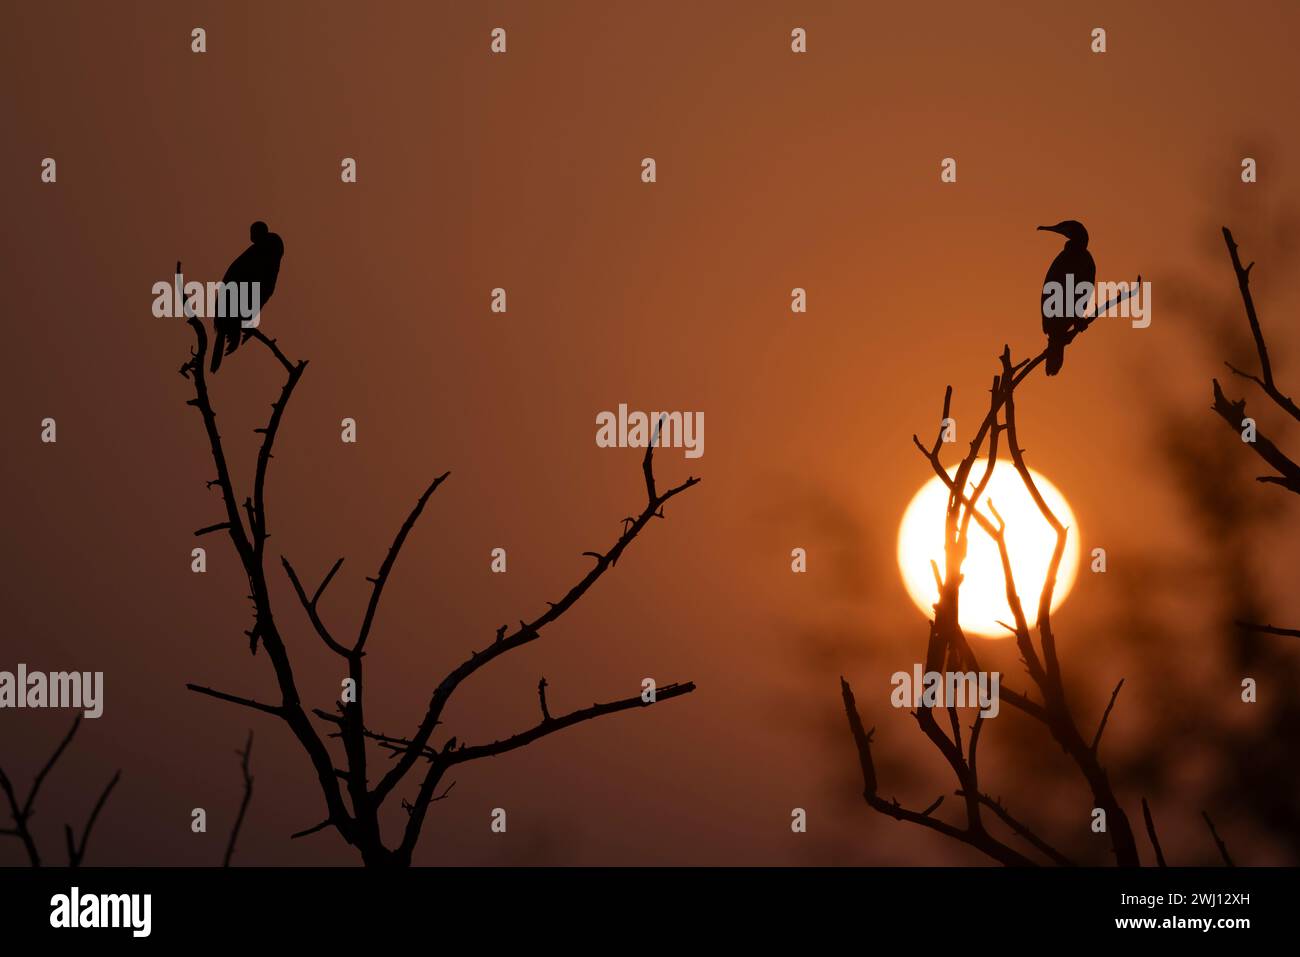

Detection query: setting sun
(897, 460), (1081, 638)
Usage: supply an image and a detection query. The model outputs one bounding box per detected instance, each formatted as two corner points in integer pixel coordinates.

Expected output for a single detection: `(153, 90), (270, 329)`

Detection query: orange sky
(2, 0), (1299, 865)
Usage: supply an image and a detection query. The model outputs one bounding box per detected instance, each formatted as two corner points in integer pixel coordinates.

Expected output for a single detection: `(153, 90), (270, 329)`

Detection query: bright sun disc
(897, 460), (1080, 638)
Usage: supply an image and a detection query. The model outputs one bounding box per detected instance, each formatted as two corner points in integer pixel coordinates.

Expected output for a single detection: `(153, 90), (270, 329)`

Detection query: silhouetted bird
(1037, 220), (1095, 376)
(211, 221), (284, 373)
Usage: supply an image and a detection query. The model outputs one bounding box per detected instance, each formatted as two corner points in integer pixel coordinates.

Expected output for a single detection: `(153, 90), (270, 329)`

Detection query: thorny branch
(371, 680), (696, 765)
(176, 274), (699, 866)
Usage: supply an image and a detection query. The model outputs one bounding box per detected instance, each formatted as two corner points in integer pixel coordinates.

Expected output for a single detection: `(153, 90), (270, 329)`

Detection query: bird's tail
(1045, 338), (1066, 376)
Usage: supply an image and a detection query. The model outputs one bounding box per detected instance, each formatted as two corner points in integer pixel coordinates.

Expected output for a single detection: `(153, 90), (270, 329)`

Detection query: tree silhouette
(1212, 227), (1300, 641)
(1094, 214), (1300, 867)
(174, 263), (698, 867)
(841, 278), (1236, 866)
(0, 717), (120, 867)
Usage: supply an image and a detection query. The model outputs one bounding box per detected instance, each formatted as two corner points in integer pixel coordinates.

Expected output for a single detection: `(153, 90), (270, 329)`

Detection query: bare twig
(1211, 379), (1300, 494)
(282, 556), (350, 657)
(1234, 620), (1300, 639)
(64, 771), (121, 867)
(0, 717), (120, 867)
(222, 732), (255, 867)
(1202, 811), (1234, 866)
(1219, 227), (1300, 423)
(379, 681), (696, 765)
(186, 684), (283, 717)
(1091, 679), (1125, 754)
(956, 789), (1076, 866)
(289, 818), (332, 841)
(1141, 797), (1167, 868)
(354, 473), (452, 658)
(537, 677), (552, 722)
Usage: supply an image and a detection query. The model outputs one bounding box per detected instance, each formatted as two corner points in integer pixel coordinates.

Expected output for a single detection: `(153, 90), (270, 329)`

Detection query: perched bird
(211, 221), (284, 373)
(1037, 220), (1095, 376)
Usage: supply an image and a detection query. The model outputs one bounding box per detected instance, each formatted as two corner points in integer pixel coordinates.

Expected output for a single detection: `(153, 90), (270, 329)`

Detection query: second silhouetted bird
(211, 221), (284, 373)
(1037, 220), (1094, 376)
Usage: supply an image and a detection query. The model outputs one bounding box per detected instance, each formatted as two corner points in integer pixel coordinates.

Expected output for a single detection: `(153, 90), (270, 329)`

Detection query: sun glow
(897, 460), (1081, 638)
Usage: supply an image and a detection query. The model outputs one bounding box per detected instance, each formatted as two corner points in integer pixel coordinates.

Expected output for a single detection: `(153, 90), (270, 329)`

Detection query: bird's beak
(1037, 224), (1064, 235)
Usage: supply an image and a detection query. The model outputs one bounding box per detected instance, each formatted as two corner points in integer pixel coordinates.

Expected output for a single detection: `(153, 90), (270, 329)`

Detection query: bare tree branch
(1003, 370), (1139, 866)
(1202, 811), (1234, 866)
(289, 818), (332, 840)
(1234, 620), (1300, 639)
(222, 732), (255, 867)
(957, 789), (1076, 866)
(0, 717), (120, 867)
(282, 556), (351, 657)
(250, 349), (306, 551)
(1091, 679), (1125, 754)
(852, 292), (1151, 865)
(181, 312), (367, 856)
(373, 439), (698, 813)
(177, 291), (698, 866)
(245, 328), (296, 376)
(1141, 797), (1167, 868)
(0, 766), (41, 867)
(840, 678), (1036, 866)
(354, 473), (451, 658)
(187, 683), (284, 717)
(379, 681), (696, 766)
(537, 677), (552, 722)
(1208, 229), (1300, 644)
(64, 770), (121, 867)
(1211, 379), (1300, 493)
(1219, 227), (1300, 423)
